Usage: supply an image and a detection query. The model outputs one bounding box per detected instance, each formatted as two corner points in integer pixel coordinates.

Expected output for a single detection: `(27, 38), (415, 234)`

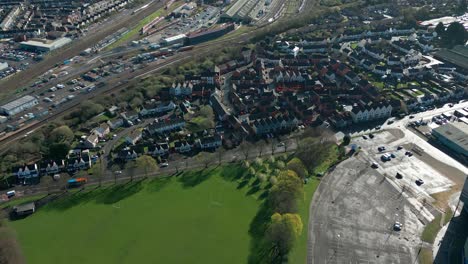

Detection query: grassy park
(7, 139), (340, 263)
(10, 167), (261, 264)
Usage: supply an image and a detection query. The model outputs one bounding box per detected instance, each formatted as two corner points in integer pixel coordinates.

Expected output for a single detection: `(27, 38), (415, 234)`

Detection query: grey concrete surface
(307, 156), (425, 264)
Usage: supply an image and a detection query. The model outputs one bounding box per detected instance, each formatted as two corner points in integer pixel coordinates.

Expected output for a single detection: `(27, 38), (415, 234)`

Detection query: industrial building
(186, 23), (235, 45)
(432, 122), (468, 157)
(0, 95), (38, 116)
(20, 37), (72, 52)
(170, 2), (197, 18)
(162, 34), (187, 46)
(221, 0), (262, 22)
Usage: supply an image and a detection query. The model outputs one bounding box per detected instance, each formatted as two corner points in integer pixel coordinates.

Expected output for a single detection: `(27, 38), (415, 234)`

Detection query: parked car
(415, 179), (424, 186)
(378, 146), (386, 152)
(362, 135), (368, 139)
(393, 222), (403, 231)
(6, 190), (16, 198)
(369, 133), (374, 139)
(395, 172), (403, 179)
(371, 162), (379, 168)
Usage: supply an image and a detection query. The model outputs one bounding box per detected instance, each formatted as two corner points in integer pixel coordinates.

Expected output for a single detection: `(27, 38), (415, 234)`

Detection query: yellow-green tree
(267, 213), (303, 262)
(286, 158), (308, 180)
(269, 170), (303, 213)
(136, 155), (158, 179)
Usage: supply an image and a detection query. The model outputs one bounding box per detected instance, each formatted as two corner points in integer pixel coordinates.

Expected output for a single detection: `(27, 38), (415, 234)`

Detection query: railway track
(0, 32), (253, 152)
(0, 0), (167, 100)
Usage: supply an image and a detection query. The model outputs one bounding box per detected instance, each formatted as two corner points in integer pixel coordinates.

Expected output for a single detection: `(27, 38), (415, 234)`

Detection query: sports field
(10, 167), (260, 264)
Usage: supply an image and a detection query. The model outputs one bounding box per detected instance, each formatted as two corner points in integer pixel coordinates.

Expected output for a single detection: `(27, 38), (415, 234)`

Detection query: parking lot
(309, 110), (468, 263)
(354, 131), (455, 198)
(308, 155), (427, 264)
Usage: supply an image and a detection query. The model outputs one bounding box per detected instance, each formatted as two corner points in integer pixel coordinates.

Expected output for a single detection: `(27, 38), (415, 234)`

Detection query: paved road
(1, 136), (298, 201)
(307, 155), (424, 264)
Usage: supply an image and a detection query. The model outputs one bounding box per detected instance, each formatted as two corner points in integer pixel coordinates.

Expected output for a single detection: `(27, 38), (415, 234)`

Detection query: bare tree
(239, 141), (253, 160)
(257, 141), (266, 157)
(197, 152), (213, 168)
(217, 147), (225, 165)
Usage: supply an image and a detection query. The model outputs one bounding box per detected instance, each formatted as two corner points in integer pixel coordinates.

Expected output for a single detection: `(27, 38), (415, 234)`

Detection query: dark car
(396, 172), (403, 179)
(415, 179), (424, 186)
(362, 135), (368, 139)
(369, 133), (375, 139)
(397, 146), (403, 150)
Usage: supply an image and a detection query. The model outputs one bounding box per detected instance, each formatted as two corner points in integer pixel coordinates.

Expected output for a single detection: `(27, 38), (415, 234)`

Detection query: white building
(0, 95), (38, 116)
(350, 103), (392, 123)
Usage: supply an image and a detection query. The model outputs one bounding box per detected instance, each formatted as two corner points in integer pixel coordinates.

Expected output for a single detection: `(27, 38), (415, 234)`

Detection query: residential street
(1, 135), (298, 200)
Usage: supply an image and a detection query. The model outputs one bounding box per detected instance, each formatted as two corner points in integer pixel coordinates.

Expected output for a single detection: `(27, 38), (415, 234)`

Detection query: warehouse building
(20, 37), (72, 53)
(186, 23), (235, 45)
(220, 0), (260, 22)
(0, 95), (38, 116)
(161, 34), (187, 46)
(432, 122), (468, 158)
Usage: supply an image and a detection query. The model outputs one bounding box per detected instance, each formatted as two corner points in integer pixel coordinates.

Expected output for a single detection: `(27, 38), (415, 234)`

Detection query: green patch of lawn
(372, 81), (385, 89)
(0, 194), (47, 210)
(422, 214), (442, 243)
(10, 166), (261, 264)
(422, 208), (452, 244)
(288, 177), (320, 263)
(106, 2), (183, 50)
(419, 248), (433, 264)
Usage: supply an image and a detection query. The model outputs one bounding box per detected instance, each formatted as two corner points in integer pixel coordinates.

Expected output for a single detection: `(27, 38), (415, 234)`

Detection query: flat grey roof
(1, 95), (37, 111)
(14, 202), (35, 212)
(433, 122), (468, 153)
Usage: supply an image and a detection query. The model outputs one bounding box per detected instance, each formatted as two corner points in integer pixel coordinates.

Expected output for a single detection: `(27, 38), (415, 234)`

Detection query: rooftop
(13, 202), (36, 213)
(1, 95), (37, 111)
(432, 122), (468, 153)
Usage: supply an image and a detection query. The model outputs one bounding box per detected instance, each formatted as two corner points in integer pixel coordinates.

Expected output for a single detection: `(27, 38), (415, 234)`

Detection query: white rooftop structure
(0, 95), (38, 116)
(20, 37), (72, 52)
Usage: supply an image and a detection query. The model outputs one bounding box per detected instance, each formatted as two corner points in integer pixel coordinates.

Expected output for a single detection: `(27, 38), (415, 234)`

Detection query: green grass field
(288, 177), (321, 263)
(10, 167), (261, 264)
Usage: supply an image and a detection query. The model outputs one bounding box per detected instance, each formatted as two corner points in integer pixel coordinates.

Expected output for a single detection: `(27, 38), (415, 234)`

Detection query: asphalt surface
(307, 156), (423, 264)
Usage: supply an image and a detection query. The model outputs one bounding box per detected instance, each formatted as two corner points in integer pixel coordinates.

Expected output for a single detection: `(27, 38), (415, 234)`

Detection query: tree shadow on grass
(42, 180), (146, 211)
(258, 190), (269, 200)
(219, 165), (248, 182)
(146, 177), (173, 193)
(95, 179), (145, 205)
(247, 201), (273, 264)
(43, 187), (101, 212)
(247, 185), (261, 195)
(178, 168), (214, 188)
(237, 179), (249, 189)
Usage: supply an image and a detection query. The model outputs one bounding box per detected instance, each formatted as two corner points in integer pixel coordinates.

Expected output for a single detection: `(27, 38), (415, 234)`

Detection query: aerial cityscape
(0, 0), (467, 263)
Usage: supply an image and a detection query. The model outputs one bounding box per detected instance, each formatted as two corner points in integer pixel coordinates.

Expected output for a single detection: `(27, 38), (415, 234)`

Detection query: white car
(115, 170), (122, 175)
(160, 162), (169, 168)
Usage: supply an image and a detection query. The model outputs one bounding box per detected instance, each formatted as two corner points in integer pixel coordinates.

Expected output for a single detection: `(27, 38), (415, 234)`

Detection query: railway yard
(0, 0), (298, 148)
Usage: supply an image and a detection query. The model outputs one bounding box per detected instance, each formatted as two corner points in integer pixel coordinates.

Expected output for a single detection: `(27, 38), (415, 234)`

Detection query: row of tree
(435, 21), (468, 48)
